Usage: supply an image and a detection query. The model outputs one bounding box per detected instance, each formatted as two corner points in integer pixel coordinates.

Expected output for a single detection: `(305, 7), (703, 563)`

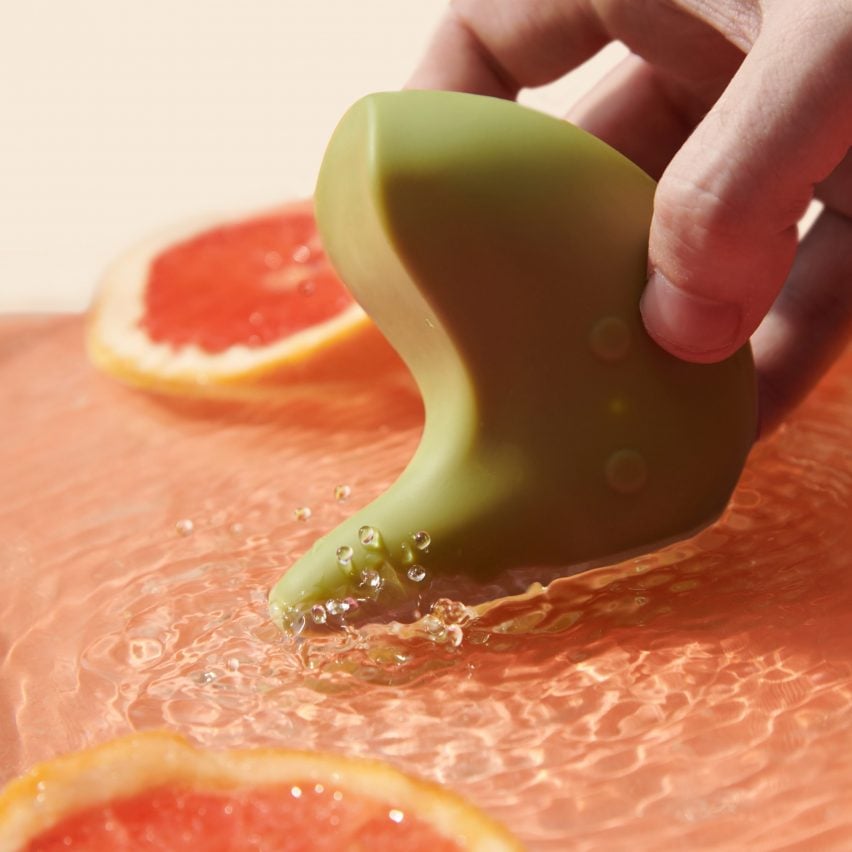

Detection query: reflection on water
(2, 316), (852, 850)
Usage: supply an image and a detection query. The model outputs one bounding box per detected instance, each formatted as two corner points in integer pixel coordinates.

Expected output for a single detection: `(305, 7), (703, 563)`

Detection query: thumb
(640, 5), (852, 364)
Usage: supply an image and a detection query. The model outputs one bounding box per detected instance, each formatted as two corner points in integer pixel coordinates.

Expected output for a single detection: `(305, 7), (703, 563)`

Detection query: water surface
(2, 316), (851, 850)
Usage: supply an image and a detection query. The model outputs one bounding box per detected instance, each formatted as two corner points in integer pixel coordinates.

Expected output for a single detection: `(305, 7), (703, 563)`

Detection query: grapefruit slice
(0, 732), (521, 852)
(86, 200), (406, 398)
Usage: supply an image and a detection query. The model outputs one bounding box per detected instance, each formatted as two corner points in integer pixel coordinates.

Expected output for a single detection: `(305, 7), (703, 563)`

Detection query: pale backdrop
(1, 1), (625, 311)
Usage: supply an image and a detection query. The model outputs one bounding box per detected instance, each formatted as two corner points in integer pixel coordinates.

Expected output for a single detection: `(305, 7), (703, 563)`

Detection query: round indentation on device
(589, 316), (631, 362)
(605, 448), (648, 494)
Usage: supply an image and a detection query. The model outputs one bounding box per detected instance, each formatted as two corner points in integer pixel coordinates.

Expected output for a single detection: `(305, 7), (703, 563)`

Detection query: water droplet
(446, 624), (464, 647)
(432, 598), (471, 625)
(298, 279), (316, 297)
(175, 518), (194, 537)
(264, 250), (283, 269)
(359, 525), (376, 546)
(314, 783), (325, 795)
(293, 506), (312, 522)
(310, 603), (327, 625)
(605, 448), (648, 495)
(589, 316), (631, 362)
(197, 670), (217, 685)
(359, 568), (382, 592)
(336, 545), (354, 567)
(424, 317), (436, 329)
(333, 790), (344, 802)
(228, 522), (245, 536)
(422, 614), (445, 637)
(334, 484), (352, 502)
(248, 311), (264, 327)
(227, 657), (240, 671)
(411, 530), (431, 551)
(407, 564), (427, 583)
(290, 785), (303, 799)
(326, 598), (350, 617)
(292, 244), (312, 263)
(388, 808), (405, 824)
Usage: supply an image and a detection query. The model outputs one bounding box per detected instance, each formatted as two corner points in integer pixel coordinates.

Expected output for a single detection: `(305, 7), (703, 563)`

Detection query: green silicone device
(268, 90), (756, 628)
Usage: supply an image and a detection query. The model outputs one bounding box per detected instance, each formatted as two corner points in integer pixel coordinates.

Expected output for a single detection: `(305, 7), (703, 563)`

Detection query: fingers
(753, 206), (852, 435)
(567, 53), (732, 179)
(641, 5), (852, 364)
(406, 0), (607, 96)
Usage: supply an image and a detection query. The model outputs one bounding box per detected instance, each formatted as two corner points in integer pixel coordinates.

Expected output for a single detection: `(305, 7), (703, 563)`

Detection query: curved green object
(269, 91), (756, 628)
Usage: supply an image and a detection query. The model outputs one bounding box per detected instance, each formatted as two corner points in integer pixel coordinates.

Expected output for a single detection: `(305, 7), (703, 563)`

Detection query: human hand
(408, 0), (852, 434)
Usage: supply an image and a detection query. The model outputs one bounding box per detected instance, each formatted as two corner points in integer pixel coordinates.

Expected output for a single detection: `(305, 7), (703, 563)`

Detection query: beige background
(1, 1), (625, 312)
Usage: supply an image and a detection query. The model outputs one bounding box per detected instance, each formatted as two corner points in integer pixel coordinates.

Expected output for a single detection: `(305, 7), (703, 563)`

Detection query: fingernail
(640, 271), (741, 357)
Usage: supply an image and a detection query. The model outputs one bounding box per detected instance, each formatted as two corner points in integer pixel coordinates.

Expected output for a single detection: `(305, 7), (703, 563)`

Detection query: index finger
(406, 0), (608, 97)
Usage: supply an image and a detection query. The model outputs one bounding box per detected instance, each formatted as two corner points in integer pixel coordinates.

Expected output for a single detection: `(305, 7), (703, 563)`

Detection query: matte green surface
(269, 91), (757, 625)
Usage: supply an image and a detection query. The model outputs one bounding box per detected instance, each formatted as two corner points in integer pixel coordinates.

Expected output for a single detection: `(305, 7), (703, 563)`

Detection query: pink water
(2, 315), (852, 850)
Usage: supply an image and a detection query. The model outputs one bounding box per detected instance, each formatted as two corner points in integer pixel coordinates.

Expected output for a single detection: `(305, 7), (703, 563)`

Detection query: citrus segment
(86, 201), (407, 398)
(0, 733), (521, 852)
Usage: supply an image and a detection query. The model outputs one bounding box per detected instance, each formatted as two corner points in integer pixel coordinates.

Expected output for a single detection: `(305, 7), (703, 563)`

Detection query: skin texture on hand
(408, 0), (852, 434)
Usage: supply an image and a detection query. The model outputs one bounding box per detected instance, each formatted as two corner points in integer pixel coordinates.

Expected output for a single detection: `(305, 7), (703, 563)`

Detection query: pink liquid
(2, 315), (851, 850)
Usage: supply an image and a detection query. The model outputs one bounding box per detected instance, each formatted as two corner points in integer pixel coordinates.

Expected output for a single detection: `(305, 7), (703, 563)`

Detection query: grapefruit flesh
(26, 786), (460, 852)
(143, 210), (352, 353)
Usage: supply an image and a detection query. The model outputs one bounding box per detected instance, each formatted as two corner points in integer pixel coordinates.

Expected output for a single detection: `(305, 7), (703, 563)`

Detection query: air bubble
(298, 280), (316, 297)
(412, 530), (431, 551)
(388, 809), (405, 824)
(293, 506), (312, 522)
(310, 604), (328, 625)
(175, 518), (194, 537)
(407, 564), (427, 583)
(336, 545), (354, 567)
(196, 670), (217, 685)
(248, 311), (264, 327)
(292, 244), (312, 263)
(334, 484), (352, 502)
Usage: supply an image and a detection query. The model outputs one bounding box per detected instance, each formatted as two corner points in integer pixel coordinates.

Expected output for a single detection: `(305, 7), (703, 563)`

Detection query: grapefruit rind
(0, 732), (522, 852)
(85, 204), (390, 400)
